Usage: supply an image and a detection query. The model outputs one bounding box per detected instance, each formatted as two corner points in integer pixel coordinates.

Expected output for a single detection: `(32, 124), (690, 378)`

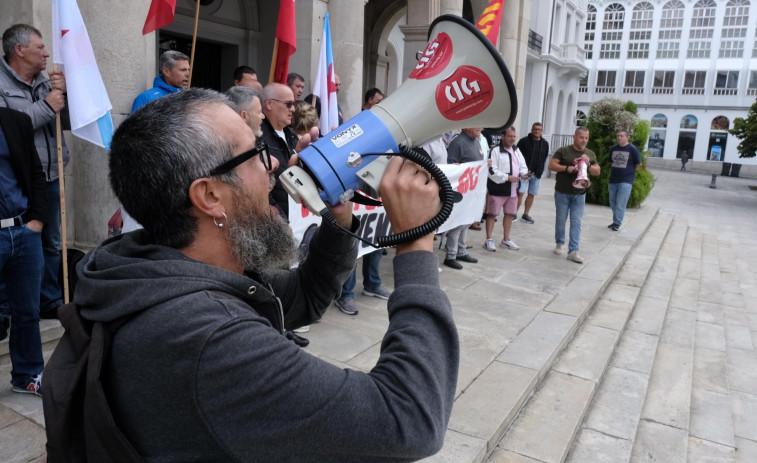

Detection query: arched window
(688, 0), (716, 58)
(576, 110), (587, 126)
(657, 1), (684, 58)
(628, 2), (653, 59)
(600, 4), (624, 59)
(720, 0), (749, 58)
(585, 5), (596, 59)
(680, 115), (698, 129)
(651, 114), (668, 128)
(711, 116), (730, 131)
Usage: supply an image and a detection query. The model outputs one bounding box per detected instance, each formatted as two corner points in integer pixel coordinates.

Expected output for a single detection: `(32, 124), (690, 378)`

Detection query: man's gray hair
(225, 86), (262, 113)
(159, 50), (190, 72)
(110, 89), (238, 248)
(2, 24), (42, 59)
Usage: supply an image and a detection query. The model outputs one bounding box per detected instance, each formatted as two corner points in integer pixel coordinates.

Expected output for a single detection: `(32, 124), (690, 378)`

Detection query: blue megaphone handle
(296, 110), (398, 206)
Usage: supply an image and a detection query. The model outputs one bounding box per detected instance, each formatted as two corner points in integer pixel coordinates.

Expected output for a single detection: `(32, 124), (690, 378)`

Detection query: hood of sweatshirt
(74, 230), (263, 323)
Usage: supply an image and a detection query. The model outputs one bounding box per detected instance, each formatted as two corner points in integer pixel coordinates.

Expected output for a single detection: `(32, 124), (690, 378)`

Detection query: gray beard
(228, 188), (296, 273)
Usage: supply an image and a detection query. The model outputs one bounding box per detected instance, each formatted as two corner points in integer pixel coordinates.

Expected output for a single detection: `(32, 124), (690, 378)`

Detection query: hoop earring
(213, 212), (228, 229)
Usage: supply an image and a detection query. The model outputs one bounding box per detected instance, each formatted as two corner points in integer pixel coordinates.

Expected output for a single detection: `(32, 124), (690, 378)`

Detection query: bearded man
(51, 89), (458, 461)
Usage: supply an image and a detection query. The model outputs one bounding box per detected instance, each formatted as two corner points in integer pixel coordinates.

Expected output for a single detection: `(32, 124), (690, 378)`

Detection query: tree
(729, 99), (757, 158)
(582, 97), (655, 208)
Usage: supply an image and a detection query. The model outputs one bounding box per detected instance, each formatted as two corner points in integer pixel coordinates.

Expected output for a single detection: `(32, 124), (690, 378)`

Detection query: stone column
(499, 0), (530, 130)
(66, 0), (156, 248)
(440, 0), (463, 16)
(399, 0), (440, 80)
(329, 0), (366, 119)
(290, 0), (328, 93)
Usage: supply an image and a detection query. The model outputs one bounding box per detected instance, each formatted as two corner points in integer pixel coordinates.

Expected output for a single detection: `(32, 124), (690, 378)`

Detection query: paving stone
(0, 419), (46, 463)
(669, 278), (699, 311)
(677, 257), (701, 280)
(689, 389), (735, 447)
(454, 362), (484, 398)
(500, 371), (594, 463)
(466, 278), (554, 309)
(698, 280), (724, 305)
(614, 255), (655, 288)
(638, 275), (674, 302)
(661, 308), (697, 349)
(422, 429), (487, 463)
(576, 243), (626, 281)
(693, 348), (729, 394)
(553, 324), (620, 382)
(734, 437), (757, 463)
(583, 366), (648, 440)
(727, 348), (757, 395)
(487, 448), (542, 463)
(544, 277), (606, 318)
(611, 330), (659, 375)
(641, 342), (693, 429)
(448, 362), (538, 449)
(697, 301), (724, 324)
(687, 437), (736, 462)
(585, 298), (634, 331)
(695, 321), (726, 352)
(566, 427), (632, 463)
(731, 392), (757, 442)
(630, 420), (688, 463)
(497, 311), (577, 373)
(682, 230), (703, 260)
(626, 296), (669, 336)
(725, 323), (754, 351)
(601, 282), (641, 305)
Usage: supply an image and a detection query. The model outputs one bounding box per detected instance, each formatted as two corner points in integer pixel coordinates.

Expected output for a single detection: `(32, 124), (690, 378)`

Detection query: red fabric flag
(475, 0), (505, 44)
(271, 0), (297, 84)
(142, 0), (177, 35)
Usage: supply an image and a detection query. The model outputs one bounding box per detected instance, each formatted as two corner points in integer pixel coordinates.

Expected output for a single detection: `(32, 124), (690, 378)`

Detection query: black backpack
(42, 303), (142, 462)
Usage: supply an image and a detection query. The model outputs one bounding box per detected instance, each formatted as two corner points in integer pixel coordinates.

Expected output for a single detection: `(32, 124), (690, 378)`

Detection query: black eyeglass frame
(208, 143), (272, 177)
(269, 98), (296, 108)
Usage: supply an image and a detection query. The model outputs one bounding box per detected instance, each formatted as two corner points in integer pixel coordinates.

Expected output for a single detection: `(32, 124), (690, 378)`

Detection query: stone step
(563, 218), (687, 462)
(476, 211), (675, 463)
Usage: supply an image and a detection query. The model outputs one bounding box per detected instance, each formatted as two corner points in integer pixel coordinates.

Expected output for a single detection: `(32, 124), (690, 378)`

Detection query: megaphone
(281, 14), (517, 247)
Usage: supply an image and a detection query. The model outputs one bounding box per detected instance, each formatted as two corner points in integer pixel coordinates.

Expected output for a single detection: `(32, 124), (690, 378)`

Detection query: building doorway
(159, 32), (236, 91)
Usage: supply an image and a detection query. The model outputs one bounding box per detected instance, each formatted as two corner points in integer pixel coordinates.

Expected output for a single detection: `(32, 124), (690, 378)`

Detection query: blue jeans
(0, 224), (45, 383)
(0, 181), (63, 318)
(554, 191), (586, 253)
(340, 250), (383, 300)
(608, 182), (632, 226)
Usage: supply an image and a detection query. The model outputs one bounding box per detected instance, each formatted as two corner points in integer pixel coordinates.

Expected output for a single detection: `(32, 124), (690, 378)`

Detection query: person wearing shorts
(484, 127), (528, 251)
(516, 123), (550, 224)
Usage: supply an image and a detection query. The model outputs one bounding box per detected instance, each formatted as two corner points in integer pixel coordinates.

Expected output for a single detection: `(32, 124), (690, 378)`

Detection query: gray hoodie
(74, 224), (459, 462)
(0, 57), (69, 181)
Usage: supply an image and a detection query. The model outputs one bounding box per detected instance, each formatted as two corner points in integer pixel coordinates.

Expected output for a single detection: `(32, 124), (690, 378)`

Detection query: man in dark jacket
(0, 107), (46, 394)
(515, 122), (550, 224)
(56, 89), (457, 461)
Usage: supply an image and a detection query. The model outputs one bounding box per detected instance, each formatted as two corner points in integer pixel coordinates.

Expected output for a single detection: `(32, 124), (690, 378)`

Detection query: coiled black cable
(320, 144), (456, 249)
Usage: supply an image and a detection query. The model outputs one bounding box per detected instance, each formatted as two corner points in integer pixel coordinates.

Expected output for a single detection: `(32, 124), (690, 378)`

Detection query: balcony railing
(528, 29), (543, 53)
(682, 88), (705, 95)
(651, 87), (674, 94)
(559, 44), (586, 62)
(579, 87), (588, 93)
(595, 86), (615, 93)
(748, 89), (757, 96)
(714, 88), (737, 95)
(623, 87), (643, 93)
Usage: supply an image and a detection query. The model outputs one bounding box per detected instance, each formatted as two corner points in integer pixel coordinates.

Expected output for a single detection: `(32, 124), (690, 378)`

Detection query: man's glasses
(270, 98), (295, 108)
(208, 143), (272, 177)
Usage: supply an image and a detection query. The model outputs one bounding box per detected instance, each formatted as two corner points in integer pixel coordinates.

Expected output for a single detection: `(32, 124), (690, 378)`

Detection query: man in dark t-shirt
(548, 127), (600, 264)
(608, 130), (642, 231)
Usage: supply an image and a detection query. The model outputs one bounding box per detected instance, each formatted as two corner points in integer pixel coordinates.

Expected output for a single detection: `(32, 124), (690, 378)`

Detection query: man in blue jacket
(131, 50), (189, 113)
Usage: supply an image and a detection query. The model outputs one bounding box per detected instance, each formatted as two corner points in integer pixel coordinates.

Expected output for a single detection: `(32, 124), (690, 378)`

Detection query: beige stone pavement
(1, 167), (755, 462)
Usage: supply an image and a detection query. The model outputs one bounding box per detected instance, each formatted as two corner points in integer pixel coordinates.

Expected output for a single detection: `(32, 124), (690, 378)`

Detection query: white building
(578, 0), (757, 167)
(521, 0), (590, 146)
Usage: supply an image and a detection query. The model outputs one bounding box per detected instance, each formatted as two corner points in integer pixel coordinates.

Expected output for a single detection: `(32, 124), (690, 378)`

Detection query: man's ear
(161, 66), (171, 76)
(187, 177), (227, 218)
(239, 110), (250, 124)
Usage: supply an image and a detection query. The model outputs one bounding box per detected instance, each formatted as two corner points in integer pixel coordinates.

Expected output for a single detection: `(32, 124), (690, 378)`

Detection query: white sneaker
(554, 244), (564, 255)
(567, 251), (584, 263)
(293, 325), (310, 333)
(483, 239), (496, 252)
(501, 239), (520, 250)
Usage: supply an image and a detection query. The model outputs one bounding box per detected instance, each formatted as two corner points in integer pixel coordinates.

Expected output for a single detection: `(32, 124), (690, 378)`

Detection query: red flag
(142, 0), (177, 35)
(475, 0), (504, 44)
(271, 0), (296, 84)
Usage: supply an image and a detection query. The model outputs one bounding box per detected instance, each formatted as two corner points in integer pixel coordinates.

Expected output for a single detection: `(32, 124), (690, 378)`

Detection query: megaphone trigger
(280, 166), (328, 217)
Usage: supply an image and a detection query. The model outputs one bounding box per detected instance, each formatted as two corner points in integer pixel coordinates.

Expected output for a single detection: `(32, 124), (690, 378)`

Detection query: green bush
(583, 98), (655, 208)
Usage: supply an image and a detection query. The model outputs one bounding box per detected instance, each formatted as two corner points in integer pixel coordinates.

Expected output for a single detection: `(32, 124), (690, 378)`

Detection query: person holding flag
(0, 24), (68, 319)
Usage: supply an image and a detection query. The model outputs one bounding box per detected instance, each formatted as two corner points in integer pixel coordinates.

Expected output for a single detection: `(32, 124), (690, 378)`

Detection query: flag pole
(188, 0), (201, 88)
(268, 38), (279, 84)
(53, 63), (69, 304)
